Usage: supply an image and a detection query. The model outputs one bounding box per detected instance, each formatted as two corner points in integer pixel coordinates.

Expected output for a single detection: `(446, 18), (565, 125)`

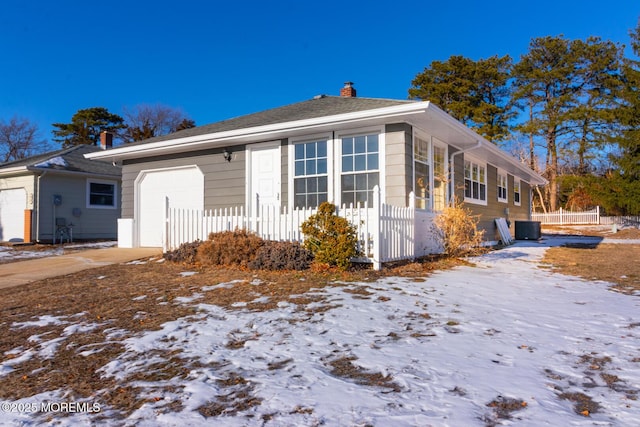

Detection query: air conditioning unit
(515, 221), (541, 240)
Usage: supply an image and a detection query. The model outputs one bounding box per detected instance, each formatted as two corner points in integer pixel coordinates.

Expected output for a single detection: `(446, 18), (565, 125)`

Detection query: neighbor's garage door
(0, 188), (27, 242)
(138, 167), (204, 247)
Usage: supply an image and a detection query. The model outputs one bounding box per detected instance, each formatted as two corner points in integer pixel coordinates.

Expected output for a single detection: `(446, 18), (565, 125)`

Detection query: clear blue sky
(1, 0), (637, 147)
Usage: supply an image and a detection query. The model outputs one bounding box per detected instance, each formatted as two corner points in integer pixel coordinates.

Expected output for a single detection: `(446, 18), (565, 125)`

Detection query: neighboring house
(86, 83), (546, 256)
(0, 133), (121, 243)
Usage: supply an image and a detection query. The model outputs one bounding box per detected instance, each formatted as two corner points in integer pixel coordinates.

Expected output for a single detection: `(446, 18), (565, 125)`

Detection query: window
(432, 144), (447, 211)
(341, 134), (379, 206)
(514, 179), (521, 206)
(293, 140), (328, 208)
(497, 171), (508, 203)
(87, 180), (116, 208)
(414, 137), (430, 209)
(464, 160), (486, 203)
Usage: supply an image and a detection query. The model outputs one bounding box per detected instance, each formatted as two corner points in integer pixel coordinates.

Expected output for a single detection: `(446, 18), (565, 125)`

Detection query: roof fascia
(0, 166), (30, 178)
(424, 103), (547, 185)
(85, 102), (432, 161)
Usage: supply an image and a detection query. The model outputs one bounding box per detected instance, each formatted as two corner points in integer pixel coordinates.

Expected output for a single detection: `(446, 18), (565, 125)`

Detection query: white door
(0, 188), (27, 242)
(249, 144), (281, 216)
(137, 167), (204, 247)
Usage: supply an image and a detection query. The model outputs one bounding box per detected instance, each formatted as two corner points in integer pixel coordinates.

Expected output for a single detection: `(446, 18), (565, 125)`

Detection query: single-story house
(0, 133), (121, 243)
(86, 83), (546, 261)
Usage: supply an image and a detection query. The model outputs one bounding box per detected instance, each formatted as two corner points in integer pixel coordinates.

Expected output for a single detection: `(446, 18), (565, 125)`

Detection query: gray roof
(132, 95), (414, 145)
(0, 145), (121, 177)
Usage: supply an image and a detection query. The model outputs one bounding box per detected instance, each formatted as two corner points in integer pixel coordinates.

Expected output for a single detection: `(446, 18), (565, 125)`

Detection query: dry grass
(542, 242), (640, 294)
(2, 230), (638, 421)
(0, 255), (458, 418)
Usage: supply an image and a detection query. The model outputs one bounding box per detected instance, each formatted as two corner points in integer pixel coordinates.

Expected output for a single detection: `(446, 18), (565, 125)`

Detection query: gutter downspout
(35, 171), (47, 242)
(449, 140), (482, 205)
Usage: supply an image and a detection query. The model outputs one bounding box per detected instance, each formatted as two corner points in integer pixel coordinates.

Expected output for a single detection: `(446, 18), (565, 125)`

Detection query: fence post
(372, 185), (381, 270)
(560, 207), (564, 225)
(163, 196), (169, 252)
(596, 206), (600, 225)
(409, 191), (416, 259)
(252, 193), (259, 234)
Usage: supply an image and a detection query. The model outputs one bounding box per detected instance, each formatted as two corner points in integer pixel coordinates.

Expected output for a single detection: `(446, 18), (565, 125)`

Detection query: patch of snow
(201, 279), (244, 291)
(0, 349), (36, 377)
(3, 238), (640, 426)
(179, 271), (198, 277)
(11, 315), (69, 329)
(174, 294), (203, 304)
(250, 296), (271, 304)
(132, 295), (147, 301)
(0, 247), (62, 261)
(65, 241), (117, 250)
(34, 156), (67, 168)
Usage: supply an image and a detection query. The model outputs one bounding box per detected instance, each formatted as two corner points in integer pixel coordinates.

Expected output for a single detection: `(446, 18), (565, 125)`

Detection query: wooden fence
(531, 207), (600, 225)
(164, 186), (440, 269)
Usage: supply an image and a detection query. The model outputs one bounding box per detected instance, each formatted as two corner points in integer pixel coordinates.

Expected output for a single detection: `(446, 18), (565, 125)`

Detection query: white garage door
(137, 167), (204, 247)
(0, 188), (27, 242)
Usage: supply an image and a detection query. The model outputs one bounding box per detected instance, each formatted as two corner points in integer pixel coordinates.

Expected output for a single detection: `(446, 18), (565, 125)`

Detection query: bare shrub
(433, 199), (485, 257)
(163, 240), (202, 264)
(248, 241), (313, 271)
(197, 230), (264, 267)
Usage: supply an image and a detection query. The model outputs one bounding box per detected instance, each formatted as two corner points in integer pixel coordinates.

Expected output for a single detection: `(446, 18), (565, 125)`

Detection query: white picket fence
(164, 186), (440, 269)
(531, 206), (600, 225)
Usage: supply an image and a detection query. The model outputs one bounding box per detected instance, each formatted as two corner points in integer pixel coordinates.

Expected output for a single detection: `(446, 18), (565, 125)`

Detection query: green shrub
(196, 229), (264, 267)
(433, 199), (485, 257)
(163, 240), (202, 264)
(248, 241), (313, 271)
(301, 202), (359, 269)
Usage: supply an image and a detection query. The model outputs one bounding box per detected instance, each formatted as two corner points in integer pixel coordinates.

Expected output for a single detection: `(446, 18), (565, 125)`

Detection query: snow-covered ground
(2, 236), (639, 426)
(0, 241), (116, 262)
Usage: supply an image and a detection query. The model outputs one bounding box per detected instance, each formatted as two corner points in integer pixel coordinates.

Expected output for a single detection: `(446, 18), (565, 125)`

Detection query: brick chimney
(100, 131), (113, 149)
(340, 81), (356, 97)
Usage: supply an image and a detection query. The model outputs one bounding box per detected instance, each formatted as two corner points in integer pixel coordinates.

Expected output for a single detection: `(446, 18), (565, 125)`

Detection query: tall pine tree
(409, 55), (513, 142)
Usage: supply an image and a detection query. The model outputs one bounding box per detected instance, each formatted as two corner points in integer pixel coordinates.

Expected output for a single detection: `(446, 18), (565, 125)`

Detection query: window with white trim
(341, 133), (379, 206)
(464, 160), (486, 203)
(414, 136), (429, 209)
(497, 171), (508, 203)
(293, 140), (328, 208)
(514, 179), (521, 206)
(87, 179), (116, 208)
(433, 144), (447, 211)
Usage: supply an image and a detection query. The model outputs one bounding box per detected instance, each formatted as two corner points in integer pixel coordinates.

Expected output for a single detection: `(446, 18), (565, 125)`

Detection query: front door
(249, 143), (281, 216)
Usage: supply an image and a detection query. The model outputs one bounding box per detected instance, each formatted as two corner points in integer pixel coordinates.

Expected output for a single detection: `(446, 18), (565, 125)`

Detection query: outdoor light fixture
(223, 149), (232, 162)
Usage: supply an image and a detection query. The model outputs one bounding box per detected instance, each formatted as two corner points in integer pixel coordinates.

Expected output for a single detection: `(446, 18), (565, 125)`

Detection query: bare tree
(0, 116), (47, 163)
(121, 104), (195, 144)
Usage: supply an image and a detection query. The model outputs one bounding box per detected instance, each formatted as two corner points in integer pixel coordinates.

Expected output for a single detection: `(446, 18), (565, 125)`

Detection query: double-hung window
(341, 134), (379, 206)
(414, 136), (429, 209)
(432, 144), (447, 211)
(293, 140), (328, 208)
(514, 179), (521, 206)
(497, 171), (508, 203)
(464, 160), (486, 203)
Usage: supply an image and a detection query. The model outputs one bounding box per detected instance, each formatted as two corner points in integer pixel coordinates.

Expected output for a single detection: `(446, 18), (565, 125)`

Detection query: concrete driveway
(0, 247), (162, 289)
